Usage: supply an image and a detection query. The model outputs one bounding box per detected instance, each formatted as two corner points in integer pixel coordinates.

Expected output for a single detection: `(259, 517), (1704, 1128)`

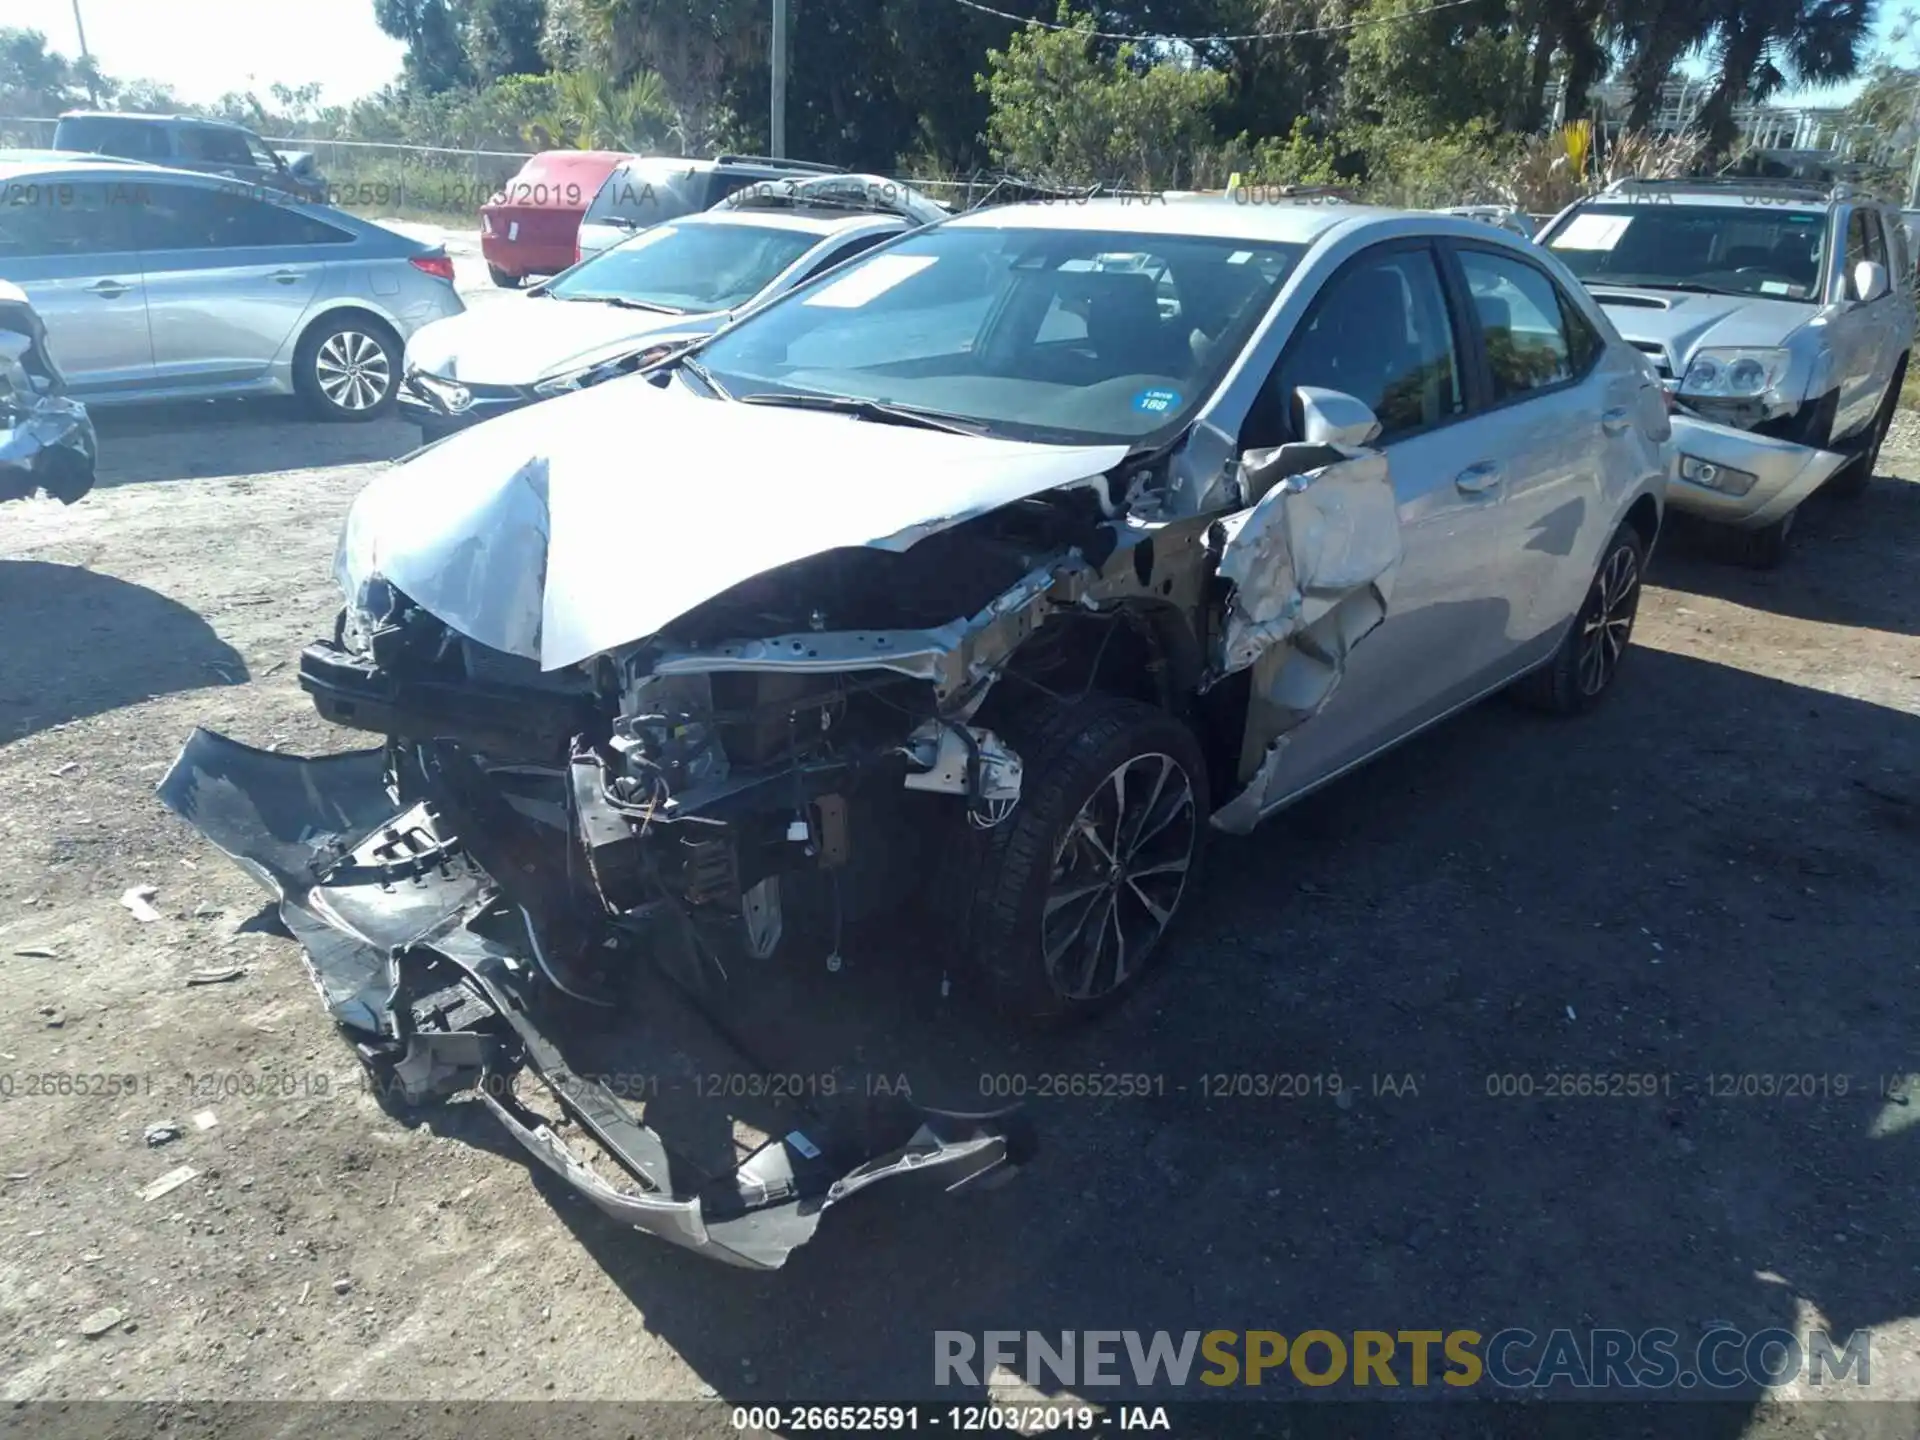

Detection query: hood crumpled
(338, 374), (1128, 671)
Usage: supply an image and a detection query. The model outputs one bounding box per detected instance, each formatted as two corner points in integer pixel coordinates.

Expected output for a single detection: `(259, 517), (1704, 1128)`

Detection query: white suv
(1539, 177), (1915, 566)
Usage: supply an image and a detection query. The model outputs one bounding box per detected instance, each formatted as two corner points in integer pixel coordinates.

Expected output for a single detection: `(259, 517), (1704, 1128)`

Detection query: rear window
(175, 126), (256, 165)
(52, 116), (171, 159)
(584, 159), (702, 227)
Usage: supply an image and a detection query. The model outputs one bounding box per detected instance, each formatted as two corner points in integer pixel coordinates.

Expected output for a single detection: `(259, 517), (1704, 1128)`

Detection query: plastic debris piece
(186, 966), (247, 986)
(192, 1110), (218, 1131)
(120, 887), (162, 923)
(138, 1165), (198, 1202)
(79, 1307), (124, 1338)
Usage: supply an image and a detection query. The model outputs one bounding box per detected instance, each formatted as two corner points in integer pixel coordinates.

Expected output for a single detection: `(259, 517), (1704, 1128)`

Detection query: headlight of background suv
(1679, 347), (1790, 400)
(532, 342), (680, 397)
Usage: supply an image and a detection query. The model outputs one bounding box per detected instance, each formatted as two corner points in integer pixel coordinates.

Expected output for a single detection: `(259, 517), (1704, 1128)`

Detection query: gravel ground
(0, 330), (1916, 1434)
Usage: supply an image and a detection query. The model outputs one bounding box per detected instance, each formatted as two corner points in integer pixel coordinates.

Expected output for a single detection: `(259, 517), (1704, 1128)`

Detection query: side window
(1457, 249), (1576, 400)
(1256, 246), (1464, 446)
(1843, 210), (1872, 297)
(1558, 289), (1604, 375)
(177, 127), (255, 165)
(136, 184), (351, 250)
(797, 231), (891, 284)
(0, 181), (137, 257)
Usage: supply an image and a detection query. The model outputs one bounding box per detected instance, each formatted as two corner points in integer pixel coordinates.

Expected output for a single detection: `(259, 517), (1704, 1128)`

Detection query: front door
(1228, 241), (1513, 812)
(0, 179), (153, 393)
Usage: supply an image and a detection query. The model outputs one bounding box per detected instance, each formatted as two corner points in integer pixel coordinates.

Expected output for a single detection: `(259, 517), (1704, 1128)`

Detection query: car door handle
(1601, 405), (1631, 434)
(88, 279), (131, 299)
(1455, 461), (1503, 494)
(266, 269), (302, 284)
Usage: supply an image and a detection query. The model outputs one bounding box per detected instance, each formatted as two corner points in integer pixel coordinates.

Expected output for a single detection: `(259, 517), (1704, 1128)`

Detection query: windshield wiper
(1591, 279), (1735, 296)
(675, 355), (732, 400)
(735, 392), (988, 435)
(561, 293), (681, 313)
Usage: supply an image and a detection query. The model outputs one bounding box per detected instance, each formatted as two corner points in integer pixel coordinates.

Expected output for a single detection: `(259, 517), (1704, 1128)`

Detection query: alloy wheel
(1576, 542), (1641, 697)
(315, 330), (393, 412)
(1041, 752), (1198, 1002)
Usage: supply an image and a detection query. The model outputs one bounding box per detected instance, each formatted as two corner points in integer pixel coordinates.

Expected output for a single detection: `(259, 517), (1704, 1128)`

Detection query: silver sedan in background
(0, 156), (464, 420)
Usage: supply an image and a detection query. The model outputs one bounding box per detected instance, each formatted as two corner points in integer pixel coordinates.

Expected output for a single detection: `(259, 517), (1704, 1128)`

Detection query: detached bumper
(1666, 413), (1849, 530)
(156, 728), (1031, 1270)
(0, 392), (95, 506)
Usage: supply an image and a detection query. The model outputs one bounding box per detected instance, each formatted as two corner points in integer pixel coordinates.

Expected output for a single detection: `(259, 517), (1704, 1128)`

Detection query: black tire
(1724, 507), (1796, 569)
(1829, 363), (1902, 499)
(487, 263), (524, 289)
(294, 313), (401, 422)
(953, 695), (1209, 1027)
(1510, 522), (1646, 715)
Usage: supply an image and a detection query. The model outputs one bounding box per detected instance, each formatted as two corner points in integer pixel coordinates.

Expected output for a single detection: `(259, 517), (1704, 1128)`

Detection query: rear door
(0, 178), (152, 392)
(1235, 239), (1512, 807)
(132, 180), (345, 387)
(1446, 241), (1637, 659)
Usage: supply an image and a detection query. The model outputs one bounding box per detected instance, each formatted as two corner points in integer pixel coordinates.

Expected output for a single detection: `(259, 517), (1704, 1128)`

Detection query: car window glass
(1843, 211), (1872, 294)
(245, 135), (279, 168)
(586, 161), (698, 226)
(699, 226), (1305, 444)
(135, 184), (352, 249)
(1458, 250), (1576, 400)
(1264, 247), (1463, 444)
(795, 230), (892, 284)
(0, 180), (137, 257)
(546, 221), (820, 311)
(177, 127), (254, 165)
(53, 117), (171, 158)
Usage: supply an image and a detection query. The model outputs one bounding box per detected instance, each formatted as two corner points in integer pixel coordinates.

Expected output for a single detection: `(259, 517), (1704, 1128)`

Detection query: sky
(13, 0), (407, 108)
(9, 0), (1914, 113)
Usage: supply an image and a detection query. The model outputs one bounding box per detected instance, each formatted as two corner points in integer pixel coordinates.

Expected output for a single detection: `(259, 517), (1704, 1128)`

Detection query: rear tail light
(410, 253), (455, 282)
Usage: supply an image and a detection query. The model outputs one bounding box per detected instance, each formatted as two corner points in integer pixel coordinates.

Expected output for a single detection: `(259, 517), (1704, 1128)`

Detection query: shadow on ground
(0, 560), (248, 743)
(1651, 473), (1920, 638)
(449, 644), (1919, 1434)
(90, 398), (421, 488)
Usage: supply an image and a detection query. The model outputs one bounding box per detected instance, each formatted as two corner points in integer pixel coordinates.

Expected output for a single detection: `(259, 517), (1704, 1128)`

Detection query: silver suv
(1539, 177), (1914, 566)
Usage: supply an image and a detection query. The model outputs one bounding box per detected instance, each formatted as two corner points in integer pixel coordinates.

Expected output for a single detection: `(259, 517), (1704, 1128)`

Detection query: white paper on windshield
(1549, 213), (1632, 251)
(1228, 250), (1253, 264)
(803, 254), (937, 308)
(1760, 280), (1791, 295)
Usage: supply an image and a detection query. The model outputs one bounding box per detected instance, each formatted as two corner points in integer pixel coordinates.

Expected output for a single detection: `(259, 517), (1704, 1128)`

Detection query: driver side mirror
(1851, 259), (1889, 304)
(1294, 386), (1382, 448)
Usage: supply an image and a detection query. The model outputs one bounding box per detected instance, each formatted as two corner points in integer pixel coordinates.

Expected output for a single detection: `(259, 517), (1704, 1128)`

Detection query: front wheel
(294, 314), (401, 421)
(1829, 368), (1901, 499)
(1510, 522), (1646, 715)
(957, 695), (1209, 1027)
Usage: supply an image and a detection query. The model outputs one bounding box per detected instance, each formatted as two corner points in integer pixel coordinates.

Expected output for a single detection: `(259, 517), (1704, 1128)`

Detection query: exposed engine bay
(158, 375), (1403, 1268)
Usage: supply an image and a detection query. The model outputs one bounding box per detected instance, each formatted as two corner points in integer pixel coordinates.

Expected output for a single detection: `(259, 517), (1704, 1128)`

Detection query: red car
(479, 150), (628, 288)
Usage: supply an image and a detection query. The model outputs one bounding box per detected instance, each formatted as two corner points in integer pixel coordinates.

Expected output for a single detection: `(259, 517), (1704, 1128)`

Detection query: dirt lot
(0, 330), (1916, 1434)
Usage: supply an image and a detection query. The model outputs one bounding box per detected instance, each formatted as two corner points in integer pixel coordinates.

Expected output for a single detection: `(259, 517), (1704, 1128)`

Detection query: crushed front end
(0, 286), (96, 507)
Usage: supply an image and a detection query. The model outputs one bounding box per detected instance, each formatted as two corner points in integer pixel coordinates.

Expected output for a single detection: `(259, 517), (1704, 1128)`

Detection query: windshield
(1543, 203), (1828, 300)
(544, 222), (819, 313)
(691, 224), (1307, 444)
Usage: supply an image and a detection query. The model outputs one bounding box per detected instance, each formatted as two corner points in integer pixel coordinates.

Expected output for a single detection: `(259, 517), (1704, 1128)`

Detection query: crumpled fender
(1206, 443), (1404, 833)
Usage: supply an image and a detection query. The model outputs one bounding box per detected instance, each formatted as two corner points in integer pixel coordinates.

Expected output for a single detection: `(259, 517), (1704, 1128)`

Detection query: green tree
(978, 7), (1229, 188)
(467, 0), (550, 81)
(577, 0), (762, 152)
(0, 27), (100, 114)
(374, 0), (478, 93)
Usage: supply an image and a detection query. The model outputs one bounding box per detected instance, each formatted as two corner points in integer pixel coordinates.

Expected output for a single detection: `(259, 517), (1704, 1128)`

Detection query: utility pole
(70, 0), (100, 106)
(770, 0), (788, 158)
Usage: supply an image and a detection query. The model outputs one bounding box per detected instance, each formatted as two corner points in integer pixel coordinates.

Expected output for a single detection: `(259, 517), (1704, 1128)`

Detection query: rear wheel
(295, 314), (400, 421)
(1510, 523), (1646, 715)
(487, 263), (523, 289)
(956, 695), (1209, 1027)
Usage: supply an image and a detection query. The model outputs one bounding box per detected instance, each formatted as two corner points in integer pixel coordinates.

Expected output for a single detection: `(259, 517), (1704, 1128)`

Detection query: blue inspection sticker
(1132, 388), (1181, 415)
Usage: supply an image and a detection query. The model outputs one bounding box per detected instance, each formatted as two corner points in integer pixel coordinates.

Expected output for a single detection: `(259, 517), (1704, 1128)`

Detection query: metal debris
(332, 1277), (352, 1295)
(78, 1307), (124, 1338)
(12, 946), (57, 959)
(185, 966), (247, 987)
(53, 761), (77, 777)
(138, 1164), (198, 1202)
(120, 886), (162, 923)
(143, 1120), (183, 1148)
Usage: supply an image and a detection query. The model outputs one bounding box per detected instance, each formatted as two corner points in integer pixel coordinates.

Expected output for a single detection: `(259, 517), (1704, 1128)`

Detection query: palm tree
(1694, 0), (1874, 155)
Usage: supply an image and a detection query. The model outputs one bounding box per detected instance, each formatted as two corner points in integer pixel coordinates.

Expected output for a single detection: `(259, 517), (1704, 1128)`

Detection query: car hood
(1585, 286), (1815, 364)
(404, 298), (717, 386)
(338, 375), (1130, 671)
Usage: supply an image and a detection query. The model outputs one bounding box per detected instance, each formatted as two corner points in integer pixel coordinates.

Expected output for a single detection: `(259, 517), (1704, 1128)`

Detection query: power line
(946, 0), (1484, 45)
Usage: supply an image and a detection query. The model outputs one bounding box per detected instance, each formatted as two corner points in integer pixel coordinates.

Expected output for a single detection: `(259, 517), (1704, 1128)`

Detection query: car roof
(0, 156), (253, 186)
(669, 208), (906, 238)
(945, 196), (1412, 245)
(57, 110), (252, 131)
